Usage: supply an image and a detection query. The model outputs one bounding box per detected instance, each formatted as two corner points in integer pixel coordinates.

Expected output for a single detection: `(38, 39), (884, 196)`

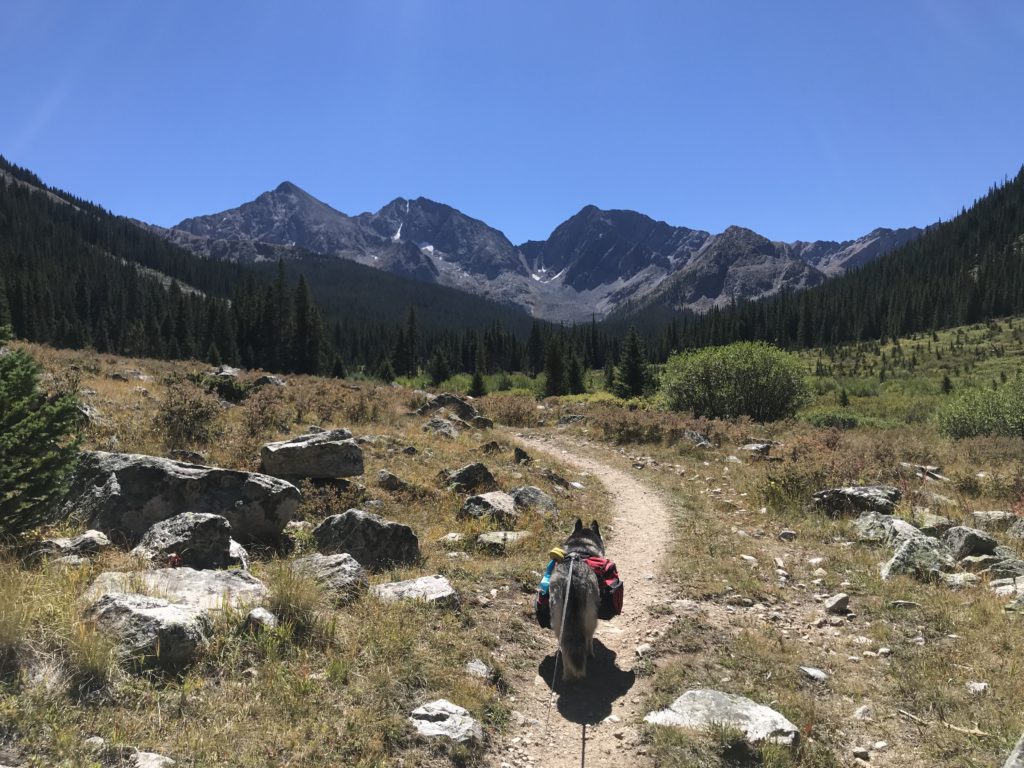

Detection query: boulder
(84, 593), (210, 672)
(130, 513), (235, 569)
(423, 417), (458, 439)
(261, 429), (364, 479)
(644, 689), (799, 748)
(471, 416), (494, 430)
(251, 374), (286, 388)
(854, 512), (921, 549)
(29, 529), (111, 563)
(208, 365), (240, 379)
(440, 463), (496, 493)
(65, 451), (299, 545)
(84, 568), (268, 612)
(941, 572), (981, 590)
(881, 536), (955, 581)
(558, 414), (586, 425)
(376, 470), (407, 492)
(514, 447), (532, 464)
(458, 492), (519, 528)
(477, 531), (532, 553)
(739, 442), (773, 456)
(972, 511), (1017, 531)
(814, 486), (901, 515)
(290, 553), (369, 604)
(989, 559), (1024, 579)
(373, 575), (459, 608)
(408, 699), (482, 743)
(416, 393), (479, 422)
(312, 509), (420, 569)
(511, 485), (557, 513)
(824, 593), (849, 614)
(943, 526), (998, 560)
(480, 440), (503, 455)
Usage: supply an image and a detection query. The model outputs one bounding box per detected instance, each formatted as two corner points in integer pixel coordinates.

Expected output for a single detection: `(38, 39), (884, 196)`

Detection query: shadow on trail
(537, 640), (636, 725)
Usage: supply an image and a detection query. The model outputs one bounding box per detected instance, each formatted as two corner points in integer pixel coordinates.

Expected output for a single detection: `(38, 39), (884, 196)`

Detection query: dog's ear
(590, 520), (601, 536)
(573, 518), (583, 533)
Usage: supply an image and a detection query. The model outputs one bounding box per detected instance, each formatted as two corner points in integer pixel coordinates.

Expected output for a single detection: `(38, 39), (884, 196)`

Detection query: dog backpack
(585, 556), (624, 620)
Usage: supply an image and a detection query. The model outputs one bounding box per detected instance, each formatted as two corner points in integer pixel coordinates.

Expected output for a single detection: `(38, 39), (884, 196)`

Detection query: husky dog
(548, 518), (604, 682)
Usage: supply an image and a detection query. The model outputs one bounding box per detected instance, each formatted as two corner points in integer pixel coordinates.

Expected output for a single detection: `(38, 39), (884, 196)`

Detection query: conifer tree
(567, 354), (585, 395)
(0, 326), (81, 535)
(428, 348), (450, 387)
(543, 336), (566, 397)
(613, 327), (648, 398)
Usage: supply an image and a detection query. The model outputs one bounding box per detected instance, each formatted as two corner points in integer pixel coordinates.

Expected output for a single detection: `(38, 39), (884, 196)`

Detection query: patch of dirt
(486, 432), (679, 768)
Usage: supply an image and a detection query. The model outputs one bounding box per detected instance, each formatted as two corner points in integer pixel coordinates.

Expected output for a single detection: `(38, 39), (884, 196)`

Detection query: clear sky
(2, 1), (1022, 245)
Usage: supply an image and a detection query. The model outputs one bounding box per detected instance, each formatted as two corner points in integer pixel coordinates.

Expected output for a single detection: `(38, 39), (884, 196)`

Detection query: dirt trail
(487, 432), (677, 768)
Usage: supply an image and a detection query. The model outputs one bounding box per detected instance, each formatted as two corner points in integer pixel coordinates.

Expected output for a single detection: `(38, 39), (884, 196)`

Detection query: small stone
(800, 666), (828, 682)
(966, 681), (989, 695)
(854, 704), (874, 720)
(873, 741), (888, 751)
(824, 593), (849, 614)
(465, 658), (491, 680)
(877, 647), (892, 657)
(242, 607), (278, 633)
(852, 747), (870, 760)
(635, 643), (653, 657)
(778, 530), (798, 542)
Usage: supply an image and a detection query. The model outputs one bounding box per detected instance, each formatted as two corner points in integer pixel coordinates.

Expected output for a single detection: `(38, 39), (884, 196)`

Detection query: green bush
(0, 329), (82, 536)
(937, 374), (1024, 439)
(660, 342), (809, 422)
(803, 408), (861, 430)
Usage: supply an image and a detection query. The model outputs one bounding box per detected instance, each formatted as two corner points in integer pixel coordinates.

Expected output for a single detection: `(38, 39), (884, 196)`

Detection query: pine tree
(468, 345), (487, 397)
(428, 348), (450, 387)
(613, 327), (648, 398)
(567, 354), (585, 395)
(543, 336), (566, 397)
(526, 321), (545, 376)
(0, 326), (81, 535)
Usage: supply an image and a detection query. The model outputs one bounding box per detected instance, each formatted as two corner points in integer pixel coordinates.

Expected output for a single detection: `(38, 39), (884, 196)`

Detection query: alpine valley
(152, 182), (924, 322)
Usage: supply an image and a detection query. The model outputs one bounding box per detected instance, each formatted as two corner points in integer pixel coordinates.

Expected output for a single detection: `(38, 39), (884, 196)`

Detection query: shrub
(803, 408), (860, 430)
(660, 342), (809, 421)
(0, 329), (81, 536)
(155, 379), (223, 449)
(938, 374), (1024, 439)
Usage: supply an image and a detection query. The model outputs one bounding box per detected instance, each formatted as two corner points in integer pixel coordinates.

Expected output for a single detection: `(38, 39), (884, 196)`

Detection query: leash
(545, 553), (576, 731)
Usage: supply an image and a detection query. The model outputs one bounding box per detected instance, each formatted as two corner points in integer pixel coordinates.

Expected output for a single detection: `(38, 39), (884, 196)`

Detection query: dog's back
(548, 519), (604, 681)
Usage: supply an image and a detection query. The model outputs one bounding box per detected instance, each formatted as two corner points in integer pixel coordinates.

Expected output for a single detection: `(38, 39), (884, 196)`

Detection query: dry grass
(1, 343), (606, 767)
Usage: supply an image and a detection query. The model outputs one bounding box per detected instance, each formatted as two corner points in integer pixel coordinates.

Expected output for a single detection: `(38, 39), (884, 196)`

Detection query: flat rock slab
(814, 486), (901, 515)
(85, 568), (268, 612)
(290, 553), (369, 603)
(972, 511), (1017, 531)
(409, 699), (482, 743)
(129, 753), (176, 768)
(373, 575), (460, 609)
(66, 451), (299, 545)
(84, 593), (210, 672)
(261, 429), (364, 479)
(312, 509), (420, 570)
(458, 491), (519, 528)
(644, 689), (799, 747)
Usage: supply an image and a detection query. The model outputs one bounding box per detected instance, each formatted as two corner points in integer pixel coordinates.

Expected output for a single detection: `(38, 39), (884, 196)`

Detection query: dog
(548, 518), (604, 682)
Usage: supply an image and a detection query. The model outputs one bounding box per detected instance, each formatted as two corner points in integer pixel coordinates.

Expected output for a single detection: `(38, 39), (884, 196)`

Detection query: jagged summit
(165, 186), (924, 322)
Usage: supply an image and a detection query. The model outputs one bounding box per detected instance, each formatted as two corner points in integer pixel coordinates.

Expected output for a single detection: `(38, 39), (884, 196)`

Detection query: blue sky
(2, 1), (1022, 244)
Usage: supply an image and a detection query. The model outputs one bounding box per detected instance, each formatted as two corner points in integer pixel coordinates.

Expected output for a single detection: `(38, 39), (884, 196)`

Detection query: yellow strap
(549, 546), (566, 562)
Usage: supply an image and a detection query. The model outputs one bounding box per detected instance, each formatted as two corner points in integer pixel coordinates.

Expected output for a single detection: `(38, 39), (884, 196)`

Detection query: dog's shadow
(537, 639), (636, 725)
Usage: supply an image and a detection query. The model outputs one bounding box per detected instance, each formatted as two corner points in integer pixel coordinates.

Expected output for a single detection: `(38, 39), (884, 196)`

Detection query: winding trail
(487, 432), (677, 768)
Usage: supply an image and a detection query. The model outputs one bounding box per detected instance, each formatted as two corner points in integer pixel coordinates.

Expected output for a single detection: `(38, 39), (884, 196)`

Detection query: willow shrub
(660, 342), (809, 422)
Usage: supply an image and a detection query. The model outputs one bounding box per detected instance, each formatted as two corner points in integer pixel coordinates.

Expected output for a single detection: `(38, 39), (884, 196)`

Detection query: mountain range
(155, 183), (924, 322)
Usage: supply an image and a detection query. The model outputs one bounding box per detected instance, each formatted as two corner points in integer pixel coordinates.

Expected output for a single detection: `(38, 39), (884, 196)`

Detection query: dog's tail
(552, 558), (600, 681)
